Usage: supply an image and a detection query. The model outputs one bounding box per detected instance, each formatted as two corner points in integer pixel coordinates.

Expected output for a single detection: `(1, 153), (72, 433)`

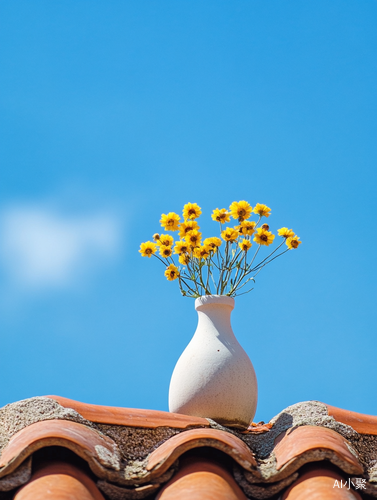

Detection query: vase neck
(195, 295), (234, 311)
(194, 296), (236, 341)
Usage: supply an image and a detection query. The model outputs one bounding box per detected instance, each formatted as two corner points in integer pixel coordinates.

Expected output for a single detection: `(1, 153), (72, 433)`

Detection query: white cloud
(0, 205), (121, 291)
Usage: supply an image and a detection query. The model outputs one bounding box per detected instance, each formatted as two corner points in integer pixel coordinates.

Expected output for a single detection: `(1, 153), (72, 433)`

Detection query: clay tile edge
(325, 403), (377, 436)
(146, 427), (257, 475)
(0, 419), (119, 479)
(46, 395), (209, 429)
(274, 425), (363, 475)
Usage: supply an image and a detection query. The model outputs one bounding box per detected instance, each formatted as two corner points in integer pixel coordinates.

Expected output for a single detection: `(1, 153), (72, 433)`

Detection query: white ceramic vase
(168, 295), (257, 429)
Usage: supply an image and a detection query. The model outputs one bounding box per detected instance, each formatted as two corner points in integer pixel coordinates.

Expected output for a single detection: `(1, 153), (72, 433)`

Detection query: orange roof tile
(0, 419), (119, 478)
(157, 456), (248, 500)
(47, 395), (209, 429)
(14, 462), (105, 500)
(274, 426), (363, 475)
(1, 396), (377, 499)
(325, 404), (377, 435)
(156, 456), (247, 500)
(282, 467), (363, 500)
(147, 427), (257, 474)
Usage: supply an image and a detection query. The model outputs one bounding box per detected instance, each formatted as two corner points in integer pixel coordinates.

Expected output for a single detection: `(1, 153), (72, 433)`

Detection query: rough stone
(1, 397), (377, 498)
(95, 424), (181, 462)
(0, 397), (94, 455)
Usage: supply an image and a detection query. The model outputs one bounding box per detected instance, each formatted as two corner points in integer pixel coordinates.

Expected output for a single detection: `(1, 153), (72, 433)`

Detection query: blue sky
(0, 1), (376, 423)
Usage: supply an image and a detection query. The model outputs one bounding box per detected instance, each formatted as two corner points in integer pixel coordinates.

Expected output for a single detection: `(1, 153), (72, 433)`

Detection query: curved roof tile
(147, 428), (257, 475)
(325, 404), (377, 435)
(157, 456), (248, 500)
(47, 395), (209, 429)
(274, 426), (363, 475)
(14, 462), (105, 500)
(0, 419), (120, 479)
(282, 467), (362, 500)
(1, 397), (376, 499)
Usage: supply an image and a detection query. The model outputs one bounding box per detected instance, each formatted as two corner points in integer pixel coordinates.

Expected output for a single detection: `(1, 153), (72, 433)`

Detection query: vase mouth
(195, 295), (235, 311)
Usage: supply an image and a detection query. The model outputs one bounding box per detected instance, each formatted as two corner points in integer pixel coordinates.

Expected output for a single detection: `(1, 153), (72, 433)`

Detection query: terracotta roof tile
(157, 456), (248, 500)
(14, 462), (105, 500)
(0, 419), (120, 478)
(281, 467), (363, 500)
(1, 397), (377, 499)
(274, 426), (363, 475)
(47, 395), (209, 429)
(241, 422), (273, 434)
(326, 404), (377, 435)
(147, 427), (257, 474)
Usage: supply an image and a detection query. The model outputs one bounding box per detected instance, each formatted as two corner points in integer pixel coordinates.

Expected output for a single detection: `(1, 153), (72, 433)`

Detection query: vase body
(168, 295), (257, 429)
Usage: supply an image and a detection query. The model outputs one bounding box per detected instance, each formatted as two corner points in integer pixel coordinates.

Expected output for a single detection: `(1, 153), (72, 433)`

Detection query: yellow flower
(286, 236), (302, 249)
(152, 233), (160, 241)
(159, 245), (173, 258)
(211, 208), (230, 223)
(221, 228), (239, 242)
(157, 234), (174, 247)
(193, 245), (211, 260)
(229, 201), (252, 221)
(203, 237), (222, 252)
(139, 241), (157, 258)
(183, 202), (202, 220)
(179, 253), (191, 265)
(210, 237), (222, 248)
(235, 220), (256, 236)
(253, 203), (271, 218)
(160, 212), (181, 231)
(239, 239), (252, 252)
(174, 240), (190, 254)
(278, 227), (295, 238)
(165, 264), (179, 281)
(179, 220), (199, 239)
(253, 228), (275, 246)
(185, 229), (202, 247)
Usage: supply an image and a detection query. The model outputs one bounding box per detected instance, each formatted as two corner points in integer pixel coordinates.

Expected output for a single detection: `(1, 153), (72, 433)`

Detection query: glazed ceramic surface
(168, 295), (257, 429)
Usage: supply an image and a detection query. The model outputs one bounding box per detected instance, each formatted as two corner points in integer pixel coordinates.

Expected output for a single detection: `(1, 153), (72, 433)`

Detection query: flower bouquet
(139, 201), (302, 426)
(139, 201), (301, 298)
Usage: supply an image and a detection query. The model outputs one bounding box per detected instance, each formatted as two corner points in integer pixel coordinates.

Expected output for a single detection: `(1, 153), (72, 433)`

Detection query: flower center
(260, 235), (268, 242)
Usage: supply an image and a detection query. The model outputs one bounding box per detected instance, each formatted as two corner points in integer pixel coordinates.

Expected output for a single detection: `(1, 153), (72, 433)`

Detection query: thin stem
(250, 239), (285, 271)
(217, 241), (228, 294)
(222, 240), (242, 290)
(232, 276), (255, 292)
(205, 255), (212, 294)
(229, 250), (247, 295)
(179, 276), (198, 295)
(153, 254), (169, 266)
(252, 249), (290, 274)
(235, 287), (254, 297)
(220, 241), (231, 294)
(246, 245), (261, 272)
(186, 257), (200, 295)
(254, 215), (262, 228)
